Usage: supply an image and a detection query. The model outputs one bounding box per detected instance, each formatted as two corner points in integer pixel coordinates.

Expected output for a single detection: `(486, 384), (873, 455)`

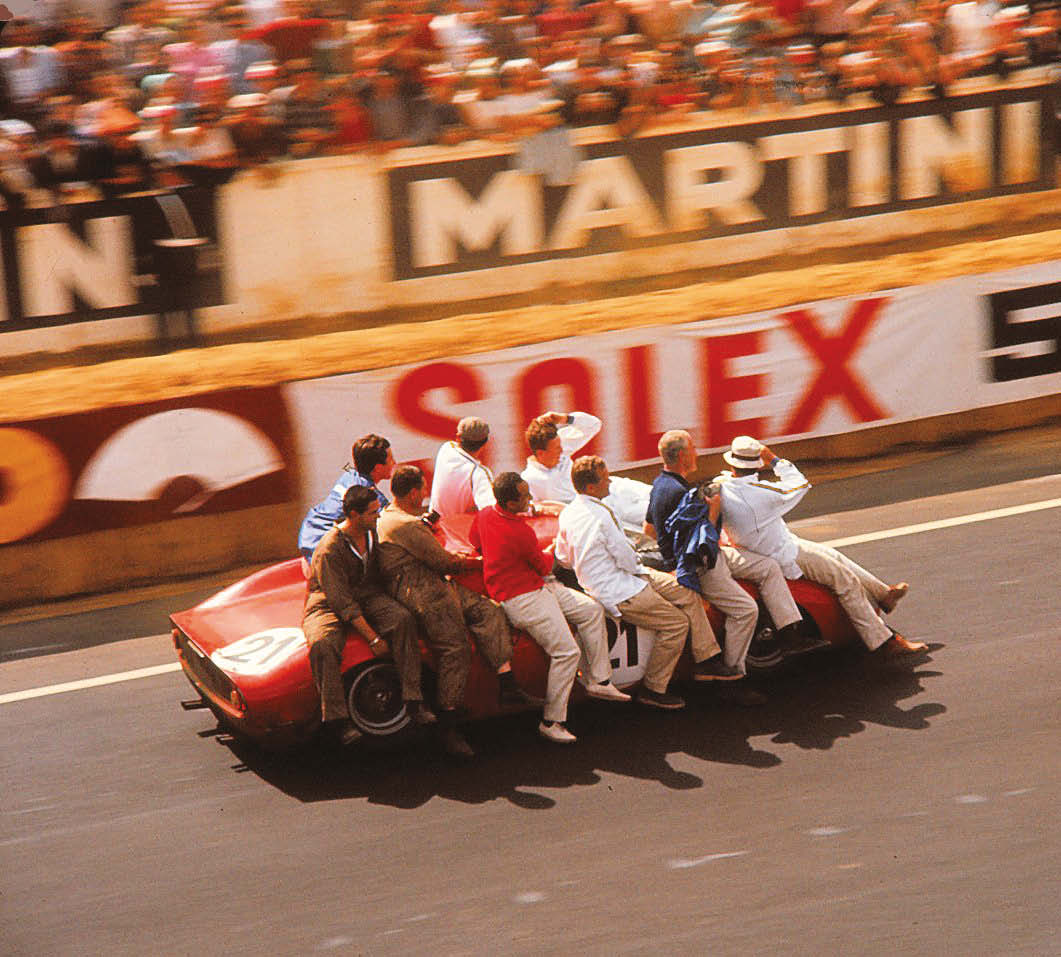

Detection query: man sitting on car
(302, 484), (430, 748)
(428, 416), (496, 550)
(554, 455), (739, 712)
(298, 433), (395, 562)
(521, 411), (651, 535)
(715, 435), (925, 658)
(378, 465), (540, 758)
(643, 431), (827, 682)
(470, 471), (630, 745)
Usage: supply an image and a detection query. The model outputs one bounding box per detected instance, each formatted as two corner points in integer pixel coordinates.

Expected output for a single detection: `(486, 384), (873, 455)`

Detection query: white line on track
(820, 497), (1061, 548)
(2, 494), (1060, 707)
(0, 663), (181, 705)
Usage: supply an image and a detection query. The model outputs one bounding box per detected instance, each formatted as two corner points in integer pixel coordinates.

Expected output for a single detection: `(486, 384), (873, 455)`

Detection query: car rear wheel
(744, 603), (785, 673)
(345, 660), (411, 738)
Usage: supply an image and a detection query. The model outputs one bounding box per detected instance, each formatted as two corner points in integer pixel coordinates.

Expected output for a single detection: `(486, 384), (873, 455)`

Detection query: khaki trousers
(722, 545), (802, 631)
(617, 567), (719, 694)
(794, 537), (891, 650)
(696, 556), (758, 674)
(502, 578), (610, 723)
(305, 592), (422, 724)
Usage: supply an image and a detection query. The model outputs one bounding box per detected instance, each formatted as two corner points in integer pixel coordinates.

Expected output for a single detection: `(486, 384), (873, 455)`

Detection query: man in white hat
(716, 436), (925, 657)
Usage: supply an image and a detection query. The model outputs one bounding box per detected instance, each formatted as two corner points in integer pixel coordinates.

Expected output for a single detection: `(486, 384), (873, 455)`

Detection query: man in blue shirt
(298, 434), (395, 562)
(644, 431), (823, 697)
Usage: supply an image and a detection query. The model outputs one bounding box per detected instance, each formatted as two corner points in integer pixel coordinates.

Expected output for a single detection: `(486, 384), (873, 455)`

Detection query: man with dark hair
(429, 416), (496, 549)
(302, 483), (429, 748)
(298, 433), (395, 561)
(522, 410), (651, 533)
(471, 472), (629, 745)
(555, 456), (737, 711)
(379, 464), (536, 757)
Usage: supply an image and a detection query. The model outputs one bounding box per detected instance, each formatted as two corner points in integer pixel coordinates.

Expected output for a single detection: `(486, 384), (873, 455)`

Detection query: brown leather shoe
(881, 632), (927, 656)
(880, 582), (909, 613)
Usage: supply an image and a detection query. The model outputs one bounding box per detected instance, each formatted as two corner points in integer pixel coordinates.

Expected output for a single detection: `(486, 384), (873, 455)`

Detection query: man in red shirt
(471, 472), (630, 745)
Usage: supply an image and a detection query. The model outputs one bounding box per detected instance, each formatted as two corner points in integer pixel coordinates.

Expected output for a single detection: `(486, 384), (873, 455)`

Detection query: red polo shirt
(469, 505), (553, 602)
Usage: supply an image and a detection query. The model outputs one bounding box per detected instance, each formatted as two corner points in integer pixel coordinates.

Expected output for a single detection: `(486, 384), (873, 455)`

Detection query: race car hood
(171, 558), (307, 655)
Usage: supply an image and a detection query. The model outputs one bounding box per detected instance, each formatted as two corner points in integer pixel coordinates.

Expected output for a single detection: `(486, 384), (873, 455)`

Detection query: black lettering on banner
(0, 186), (227, 332)
(987, 282), (1061, 381)
(388, 85), (1055, 281)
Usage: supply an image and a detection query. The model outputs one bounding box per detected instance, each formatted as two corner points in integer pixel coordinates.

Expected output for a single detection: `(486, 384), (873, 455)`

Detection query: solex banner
(288, 259), (1061, 506)
(388, 84), (1053, 281)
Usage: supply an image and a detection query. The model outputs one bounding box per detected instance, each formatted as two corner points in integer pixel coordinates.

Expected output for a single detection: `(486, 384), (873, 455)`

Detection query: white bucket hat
(722, 435), (766, 470)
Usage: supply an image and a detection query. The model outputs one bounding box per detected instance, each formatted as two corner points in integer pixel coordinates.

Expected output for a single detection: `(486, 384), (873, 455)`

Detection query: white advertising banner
(287, 259), (1061, 508)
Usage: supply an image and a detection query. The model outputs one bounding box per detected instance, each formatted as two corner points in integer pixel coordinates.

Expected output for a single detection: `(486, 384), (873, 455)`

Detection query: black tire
(345, 659), (411, 738)
(744, 602), (786, 673)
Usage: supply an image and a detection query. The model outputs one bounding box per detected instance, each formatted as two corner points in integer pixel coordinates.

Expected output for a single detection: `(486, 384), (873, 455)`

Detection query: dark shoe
(499, 684), (545, 709)
(776, 624), (831, 656)
(407, 701), (437, 726)
(715, 684), (768, 707)
(440, 726), (475, 759)
(691, 654), (743, 681)
(323, 719), (362, 748)
(636, 686), (686, 710)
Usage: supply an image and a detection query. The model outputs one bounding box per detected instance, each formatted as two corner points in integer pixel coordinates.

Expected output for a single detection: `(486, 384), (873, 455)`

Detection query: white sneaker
(538, 721), (577, 744)
(585, 681), (632, 703)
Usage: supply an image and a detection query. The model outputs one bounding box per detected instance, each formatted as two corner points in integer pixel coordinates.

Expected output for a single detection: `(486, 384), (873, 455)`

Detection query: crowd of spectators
(1, 0), (1059, 204)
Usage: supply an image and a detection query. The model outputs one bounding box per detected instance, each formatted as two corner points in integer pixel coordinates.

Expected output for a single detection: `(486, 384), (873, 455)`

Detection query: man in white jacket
(717, 435), (925, 657)
(521, 411), (650, 534)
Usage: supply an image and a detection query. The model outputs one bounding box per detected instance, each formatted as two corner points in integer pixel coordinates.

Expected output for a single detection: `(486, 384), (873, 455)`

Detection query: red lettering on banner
(702, 332), (766, 447)
(391, 361), (487, 462)
(780, 299), (889, 434)
(517, 358), (600, 456)
(624, 345), (665, 461)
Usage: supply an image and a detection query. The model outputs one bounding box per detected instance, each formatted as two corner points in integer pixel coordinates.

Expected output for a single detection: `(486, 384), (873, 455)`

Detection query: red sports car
(171, 515), (858, 749)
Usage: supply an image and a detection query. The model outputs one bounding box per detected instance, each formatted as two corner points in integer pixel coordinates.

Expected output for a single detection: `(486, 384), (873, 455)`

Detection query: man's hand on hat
(759, 444), (779, 468)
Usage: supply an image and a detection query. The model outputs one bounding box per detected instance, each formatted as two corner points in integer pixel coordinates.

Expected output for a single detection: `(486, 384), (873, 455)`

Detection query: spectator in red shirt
(470, 471), (630, 745)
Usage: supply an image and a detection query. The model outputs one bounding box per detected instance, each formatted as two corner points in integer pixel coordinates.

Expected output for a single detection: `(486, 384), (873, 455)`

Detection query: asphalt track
(2, 436), (1059, 956)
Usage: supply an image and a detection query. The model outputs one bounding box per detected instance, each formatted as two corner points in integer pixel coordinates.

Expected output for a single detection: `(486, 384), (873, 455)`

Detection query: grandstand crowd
(1, 0), (1058, 203)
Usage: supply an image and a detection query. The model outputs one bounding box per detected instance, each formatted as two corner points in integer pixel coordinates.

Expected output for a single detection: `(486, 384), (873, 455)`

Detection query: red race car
(171, 515), (858, 749)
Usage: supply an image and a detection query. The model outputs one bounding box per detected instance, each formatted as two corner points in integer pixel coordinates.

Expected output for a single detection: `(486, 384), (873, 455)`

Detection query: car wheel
(744, 603), (785, 673)
(345, 659), (411, 737)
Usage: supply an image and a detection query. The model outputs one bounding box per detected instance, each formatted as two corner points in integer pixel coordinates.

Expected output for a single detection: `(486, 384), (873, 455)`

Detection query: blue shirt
(297, 467), (389, 561)
(646, 470), (691, 570)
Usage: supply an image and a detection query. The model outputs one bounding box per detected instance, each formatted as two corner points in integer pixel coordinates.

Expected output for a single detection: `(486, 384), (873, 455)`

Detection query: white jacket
(521, 411), (651, 532)
(717, 459), (811, 578)
(554, 494), (647, 616)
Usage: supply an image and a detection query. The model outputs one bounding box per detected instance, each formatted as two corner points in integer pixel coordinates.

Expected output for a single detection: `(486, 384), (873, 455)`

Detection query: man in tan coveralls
(302, 484), (432, 748)
(378, 465), (539, 757)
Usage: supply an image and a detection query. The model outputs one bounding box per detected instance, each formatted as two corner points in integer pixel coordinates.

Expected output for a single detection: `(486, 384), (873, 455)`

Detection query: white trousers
(696, 556), (758, 674)
(501, 578), (611, 723)
(722, 545), (802, 631)
(794, 537), (891, 650)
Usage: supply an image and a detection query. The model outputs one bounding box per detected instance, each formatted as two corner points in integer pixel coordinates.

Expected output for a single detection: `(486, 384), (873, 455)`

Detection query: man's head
(571, 455), (609, 498)
(658, 429), (697, 478)
(341, 484), (381, 531)
(722, 435), (765, 475)
(352, 434), (394, 481)
(457, 416), (490, 455)
(390, 464), (426, 513)
(526, 416), (562, 468)
(493, 471), (531, 514)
